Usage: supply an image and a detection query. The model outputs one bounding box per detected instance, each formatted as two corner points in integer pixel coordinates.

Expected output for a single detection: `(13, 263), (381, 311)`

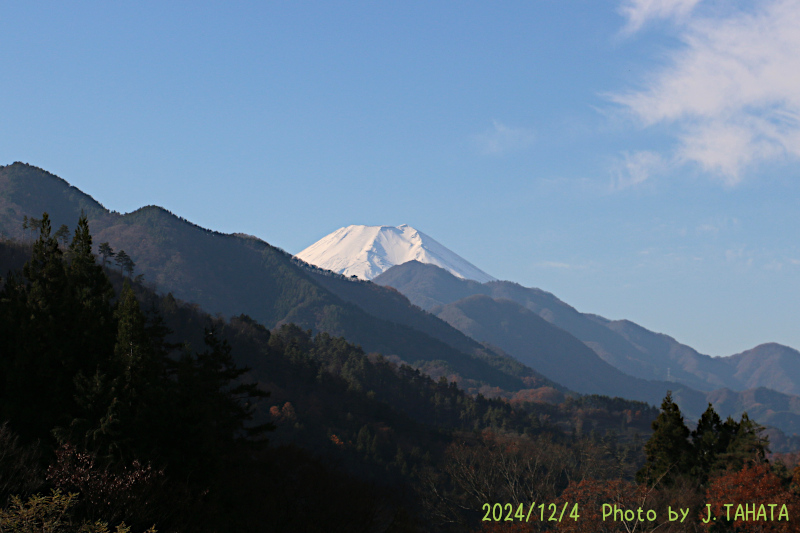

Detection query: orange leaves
(704, 463), (799, 532)
(510, 387), (565, 406)
(268, 401), (297, 423)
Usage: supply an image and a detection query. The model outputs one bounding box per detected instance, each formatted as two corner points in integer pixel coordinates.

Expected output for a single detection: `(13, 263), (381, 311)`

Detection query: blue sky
(2, 0), (799, 356)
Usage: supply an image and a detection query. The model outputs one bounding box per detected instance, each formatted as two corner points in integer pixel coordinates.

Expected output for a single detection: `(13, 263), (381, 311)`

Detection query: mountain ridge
(5, 162), (799, 436)
(0, 163), (546, 394)
(374, 260), (800, 431)
(374, 260), (800, 396)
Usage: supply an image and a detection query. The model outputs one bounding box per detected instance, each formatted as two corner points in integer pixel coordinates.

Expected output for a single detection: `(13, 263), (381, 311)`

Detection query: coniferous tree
(2, 216), (279, 530)
(54, 224), (70, 247)
(0, 213), (75, 439)
(636, 391), (693, 486)
(124, 257), (135, 278)
(691, 403), (726, 483)
(96, 281), (162, 460)
(689, 404), (769, 485)
(68, 215), (116, 372)
(167, 328), (272, 478)
(98, 242), (115, 268)
(115, 250), (133, 277)
(61, 280), (167, 462)
(639, 397), (770, 488)
(718, 413), (768, 469)
(28, 217), (42, 241)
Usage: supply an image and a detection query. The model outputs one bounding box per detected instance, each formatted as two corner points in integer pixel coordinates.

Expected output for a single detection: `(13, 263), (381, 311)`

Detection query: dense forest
(0, 214), (799, 532)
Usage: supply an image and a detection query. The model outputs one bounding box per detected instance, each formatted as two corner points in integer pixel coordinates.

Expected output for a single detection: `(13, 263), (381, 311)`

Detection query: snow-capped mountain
(295, 224), (496, 282)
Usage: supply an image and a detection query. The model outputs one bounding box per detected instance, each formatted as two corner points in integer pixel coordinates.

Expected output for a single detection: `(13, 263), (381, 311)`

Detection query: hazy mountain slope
(376, 261), (800, 396)
(296, 224), (496, 282)
(594, 317), (734, 391)
(374, 261), (800, 432)
(417, 285), (800, 433)
(372, 260), (486, 310)
(0, 163), (525, 391)
(375, 262), (674, 380)
(705, 387), (800, 436)
(305, 267), (567, 391)
(430, 294), (692, 406)
(595, 319), (800, 396)
(725, 343), (800, 396)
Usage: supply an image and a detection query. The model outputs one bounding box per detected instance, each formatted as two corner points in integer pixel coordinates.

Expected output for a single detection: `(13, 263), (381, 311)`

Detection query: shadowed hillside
(431, 294), (677, 405)
(376, 260), (800, 396)
(0, 162), (542, 393)
(376, 261), (800, 432)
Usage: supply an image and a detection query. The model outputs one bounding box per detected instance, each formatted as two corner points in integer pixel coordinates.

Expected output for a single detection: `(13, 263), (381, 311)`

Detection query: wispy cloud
(695, 216), (739, 236)
(611, 150), (664, 189)
(474, 120), (535, 156)
(725, 246), (754, 268)
(612, 0), (800, 185)
(618, 0), (702, 34)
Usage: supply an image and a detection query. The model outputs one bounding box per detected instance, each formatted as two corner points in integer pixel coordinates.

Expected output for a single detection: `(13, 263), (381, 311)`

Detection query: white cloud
(612, 0), (800, 184)
(474, 120), (535, 155)
(694, 216), (739, 236)
(611, 150), (664, 189)
(696, 223), (719, 235)
(725, 246), (754, 268)
(619, 0), (703, 34)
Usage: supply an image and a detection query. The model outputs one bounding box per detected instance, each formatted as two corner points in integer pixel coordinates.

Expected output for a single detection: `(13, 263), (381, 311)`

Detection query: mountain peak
(295, 224), (496, 282)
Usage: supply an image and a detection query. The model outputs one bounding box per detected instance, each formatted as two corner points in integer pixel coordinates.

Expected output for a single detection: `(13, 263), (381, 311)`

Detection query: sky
(2, 0), (799, 356)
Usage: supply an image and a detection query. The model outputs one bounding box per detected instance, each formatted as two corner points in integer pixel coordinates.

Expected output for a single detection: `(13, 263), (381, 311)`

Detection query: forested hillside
(376, 261), (800, 431)
(376, 260), (800, 395)
(1, 212), (798, 531)
(0, 163), (543, 394)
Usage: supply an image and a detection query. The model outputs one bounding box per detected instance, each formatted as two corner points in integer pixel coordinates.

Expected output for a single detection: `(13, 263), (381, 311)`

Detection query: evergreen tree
(28, 217), (42, 241)
(60, 280), (166, 461)
(689, 404), (768, 484)
(636, 391), (693, 486)
(0, 213), (75, 439)
(139, 327), (271, 488)
(96, 281), (163, 460)
(717, 413), (769, 470)
(98, 242), (115, 267)
(690, 403), (726, 483)
(115, 250), (134, 277)
(54, 224), (70, 247)
(68, 215), (116, 372)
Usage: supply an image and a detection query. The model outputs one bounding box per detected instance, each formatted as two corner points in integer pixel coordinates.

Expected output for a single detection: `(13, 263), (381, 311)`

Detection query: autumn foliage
(704, 463), (799, 532)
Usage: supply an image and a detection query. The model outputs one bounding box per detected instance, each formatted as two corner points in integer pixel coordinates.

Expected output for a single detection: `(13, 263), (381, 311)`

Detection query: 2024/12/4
(482, 502), (580, 523)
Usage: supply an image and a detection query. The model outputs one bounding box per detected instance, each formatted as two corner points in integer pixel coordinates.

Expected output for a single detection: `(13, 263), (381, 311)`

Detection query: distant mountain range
(373, 261), (800, 398)
(2, 161), (799, 437)
(296, 224), (496, 282)
(372, 261), (800, 433)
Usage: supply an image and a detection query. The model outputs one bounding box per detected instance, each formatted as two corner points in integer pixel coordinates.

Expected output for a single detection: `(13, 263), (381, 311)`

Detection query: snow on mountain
(295, 224), (496, 282)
